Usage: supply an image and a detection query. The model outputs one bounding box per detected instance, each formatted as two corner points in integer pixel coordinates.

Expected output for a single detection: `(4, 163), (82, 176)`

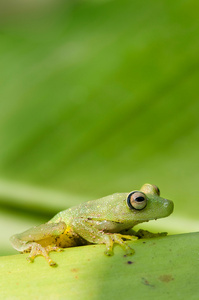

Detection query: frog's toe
(26, 242), (58, 266)
(111, 234), (136, 255)
(26, 256), (34, 263)
(49, 259), (57, 267)
(123, 235), (138, 241)
(124, 246), (135, 256)
(55, 248), (63, 252)
(118, 240), (135, 255)
(104, 248), (114, 256)
(46, 245), (63, 253)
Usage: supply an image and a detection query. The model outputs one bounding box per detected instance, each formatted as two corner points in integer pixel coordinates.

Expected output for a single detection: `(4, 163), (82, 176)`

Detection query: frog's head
(126, 183), (174, 222)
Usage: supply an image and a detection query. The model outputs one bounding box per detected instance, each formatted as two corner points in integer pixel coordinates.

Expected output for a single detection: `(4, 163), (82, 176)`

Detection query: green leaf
(1, 232), (198, 299)
(0, 0), (199, 264)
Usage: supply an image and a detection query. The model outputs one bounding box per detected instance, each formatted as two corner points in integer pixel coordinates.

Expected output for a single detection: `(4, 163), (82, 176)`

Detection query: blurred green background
(0, 0), (198, 256)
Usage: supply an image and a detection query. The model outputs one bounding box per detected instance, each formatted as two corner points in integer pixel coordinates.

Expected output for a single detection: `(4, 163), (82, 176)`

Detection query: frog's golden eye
(127, 191), (147, 210)
(152, 185), (160, 196)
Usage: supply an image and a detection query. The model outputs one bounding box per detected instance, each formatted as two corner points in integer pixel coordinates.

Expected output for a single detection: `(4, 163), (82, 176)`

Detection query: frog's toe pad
(49, 260), (57, 267)
(26, 256), (34, 263)
(124, 246), (135, 256)
(104, 249), (114, 256)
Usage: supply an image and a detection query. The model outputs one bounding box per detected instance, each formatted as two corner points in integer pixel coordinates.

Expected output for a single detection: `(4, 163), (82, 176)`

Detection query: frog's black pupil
(135, 196), (145, 202)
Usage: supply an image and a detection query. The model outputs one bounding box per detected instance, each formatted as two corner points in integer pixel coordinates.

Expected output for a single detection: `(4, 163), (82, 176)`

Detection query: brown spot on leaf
(159, 274), (174, 283)
(71, 268), (79, 273)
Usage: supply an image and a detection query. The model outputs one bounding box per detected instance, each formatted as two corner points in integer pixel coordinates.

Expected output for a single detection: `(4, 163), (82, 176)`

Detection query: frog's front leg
(10, 222), (66, 266)
(73, 219), (138, 256)
(102, 233), (138, 256)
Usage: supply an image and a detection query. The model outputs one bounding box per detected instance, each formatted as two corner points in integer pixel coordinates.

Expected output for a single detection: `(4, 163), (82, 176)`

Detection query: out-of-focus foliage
(0, 0), (199, 255)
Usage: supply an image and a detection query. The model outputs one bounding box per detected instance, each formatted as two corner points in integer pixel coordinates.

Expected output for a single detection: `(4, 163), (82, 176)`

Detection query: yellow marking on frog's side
(58, 225), (87, 248)
(34, 225), (83, 249)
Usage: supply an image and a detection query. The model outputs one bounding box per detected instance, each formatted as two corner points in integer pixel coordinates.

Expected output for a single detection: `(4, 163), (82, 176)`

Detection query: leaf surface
(1, 233), (198, 300)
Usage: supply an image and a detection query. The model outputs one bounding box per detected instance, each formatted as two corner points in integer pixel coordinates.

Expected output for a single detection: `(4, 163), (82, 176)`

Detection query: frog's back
(49, 192), (128, 225)
(49, 207), (75, 224)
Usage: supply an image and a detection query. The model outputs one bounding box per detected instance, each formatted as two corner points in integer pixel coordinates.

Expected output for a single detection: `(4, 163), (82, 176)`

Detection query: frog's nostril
(163, 199), (169, 207)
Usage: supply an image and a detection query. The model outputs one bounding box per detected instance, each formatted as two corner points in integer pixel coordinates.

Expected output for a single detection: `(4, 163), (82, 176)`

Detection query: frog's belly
(38, 226), (87, 248)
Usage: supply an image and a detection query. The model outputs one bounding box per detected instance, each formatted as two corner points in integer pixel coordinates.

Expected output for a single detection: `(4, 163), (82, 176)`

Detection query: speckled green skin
(50, 190), (173, 239)
(10, 183), (174, 266)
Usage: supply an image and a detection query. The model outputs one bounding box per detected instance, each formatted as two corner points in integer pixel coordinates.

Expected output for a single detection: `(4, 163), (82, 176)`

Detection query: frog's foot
(104, 233), (138, 256)
(26, 243), (62, 266)
(45, 244), (64, 255)
(135, 229), (168, 239)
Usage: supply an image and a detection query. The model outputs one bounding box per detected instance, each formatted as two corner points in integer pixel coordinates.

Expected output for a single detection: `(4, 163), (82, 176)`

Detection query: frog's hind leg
(10, 221), (67, 266)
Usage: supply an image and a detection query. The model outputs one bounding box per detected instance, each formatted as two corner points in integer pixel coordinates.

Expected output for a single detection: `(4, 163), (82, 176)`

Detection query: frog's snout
(163, 199), (174, 215)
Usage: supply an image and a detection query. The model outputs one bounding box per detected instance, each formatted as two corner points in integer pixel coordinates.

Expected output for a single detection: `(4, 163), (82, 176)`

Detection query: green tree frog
(10, 183), (174, 266)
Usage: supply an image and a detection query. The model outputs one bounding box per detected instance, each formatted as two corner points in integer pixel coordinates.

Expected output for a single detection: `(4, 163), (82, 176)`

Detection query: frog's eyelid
(126, 191), (138, 207)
